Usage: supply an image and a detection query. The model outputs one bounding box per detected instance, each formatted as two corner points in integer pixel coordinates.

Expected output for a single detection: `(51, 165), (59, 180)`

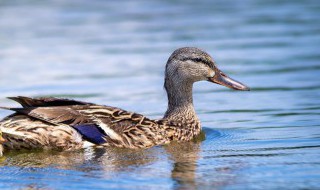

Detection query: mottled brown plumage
(0, 47), (249, 155)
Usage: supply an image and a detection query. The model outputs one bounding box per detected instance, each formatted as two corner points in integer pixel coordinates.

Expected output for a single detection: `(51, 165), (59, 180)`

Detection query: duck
(0, 47), (249, 155)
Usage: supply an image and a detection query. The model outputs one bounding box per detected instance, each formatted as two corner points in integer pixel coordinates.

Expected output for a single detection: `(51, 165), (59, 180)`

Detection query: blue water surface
(0, 0), (319, 189)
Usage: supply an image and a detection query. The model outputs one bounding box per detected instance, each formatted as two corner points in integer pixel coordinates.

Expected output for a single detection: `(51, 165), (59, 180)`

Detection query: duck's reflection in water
(0, 149), (88, 169)
(165, 140), (201, 190)
(0, 132), (239, 189)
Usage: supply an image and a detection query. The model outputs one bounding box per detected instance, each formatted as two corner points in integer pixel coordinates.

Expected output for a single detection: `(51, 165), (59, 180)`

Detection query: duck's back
(0, 96), (174, 154)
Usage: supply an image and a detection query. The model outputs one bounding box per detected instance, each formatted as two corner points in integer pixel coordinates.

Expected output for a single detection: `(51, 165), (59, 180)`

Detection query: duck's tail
(0, 125), (32, 157)
(0, 116), (47, 156)
(1, 127), (29, 139)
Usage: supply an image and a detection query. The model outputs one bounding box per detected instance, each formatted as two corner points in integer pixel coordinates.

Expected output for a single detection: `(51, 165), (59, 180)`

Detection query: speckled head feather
(166, 47), (216, 69)
(164, 47), (218, 92)
(164, 47), (220, 120)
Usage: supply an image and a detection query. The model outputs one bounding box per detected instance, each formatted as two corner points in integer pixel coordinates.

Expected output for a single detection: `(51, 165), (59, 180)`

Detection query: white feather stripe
(82, 141), (95, 148)
(93, 118), (123, 141)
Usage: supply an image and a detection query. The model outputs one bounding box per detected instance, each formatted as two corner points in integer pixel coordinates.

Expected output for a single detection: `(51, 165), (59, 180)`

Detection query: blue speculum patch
(74, 124), (107, 144)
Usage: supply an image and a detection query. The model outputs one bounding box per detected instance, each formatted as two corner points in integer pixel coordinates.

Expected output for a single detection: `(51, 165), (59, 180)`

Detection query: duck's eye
(181, 57), (207, 64)
(186, 57), (205, 63)
(193, 58), (203, 62)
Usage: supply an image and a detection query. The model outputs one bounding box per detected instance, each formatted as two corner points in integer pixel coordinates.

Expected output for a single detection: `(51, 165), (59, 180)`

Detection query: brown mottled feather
(0, 97), (200, 152)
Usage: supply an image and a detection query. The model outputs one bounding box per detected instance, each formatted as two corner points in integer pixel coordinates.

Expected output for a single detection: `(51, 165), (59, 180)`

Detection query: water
(0, 0), (319, 189)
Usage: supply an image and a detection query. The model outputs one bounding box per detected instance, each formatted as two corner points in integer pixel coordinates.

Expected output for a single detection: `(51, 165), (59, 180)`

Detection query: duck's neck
(163, 79), (198, 123)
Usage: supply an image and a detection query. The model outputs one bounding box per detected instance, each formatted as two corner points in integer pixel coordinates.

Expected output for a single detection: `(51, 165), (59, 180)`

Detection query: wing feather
(7, 96), (91, 108)
(1, 97), (155, 146)
(7, 106), (92, 126)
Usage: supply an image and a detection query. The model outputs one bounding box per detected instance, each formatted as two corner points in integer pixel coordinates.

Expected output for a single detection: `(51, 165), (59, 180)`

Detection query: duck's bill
(208, 70), (250, 91)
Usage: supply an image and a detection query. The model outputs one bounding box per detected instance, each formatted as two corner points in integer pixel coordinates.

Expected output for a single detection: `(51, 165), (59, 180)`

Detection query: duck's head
(165, 47), (250, 91)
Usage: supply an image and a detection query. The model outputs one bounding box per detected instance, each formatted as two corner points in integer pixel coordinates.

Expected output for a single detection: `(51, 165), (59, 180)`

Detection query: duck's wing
(7, 96), (92, 107)
(1, 102), (150, 145)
